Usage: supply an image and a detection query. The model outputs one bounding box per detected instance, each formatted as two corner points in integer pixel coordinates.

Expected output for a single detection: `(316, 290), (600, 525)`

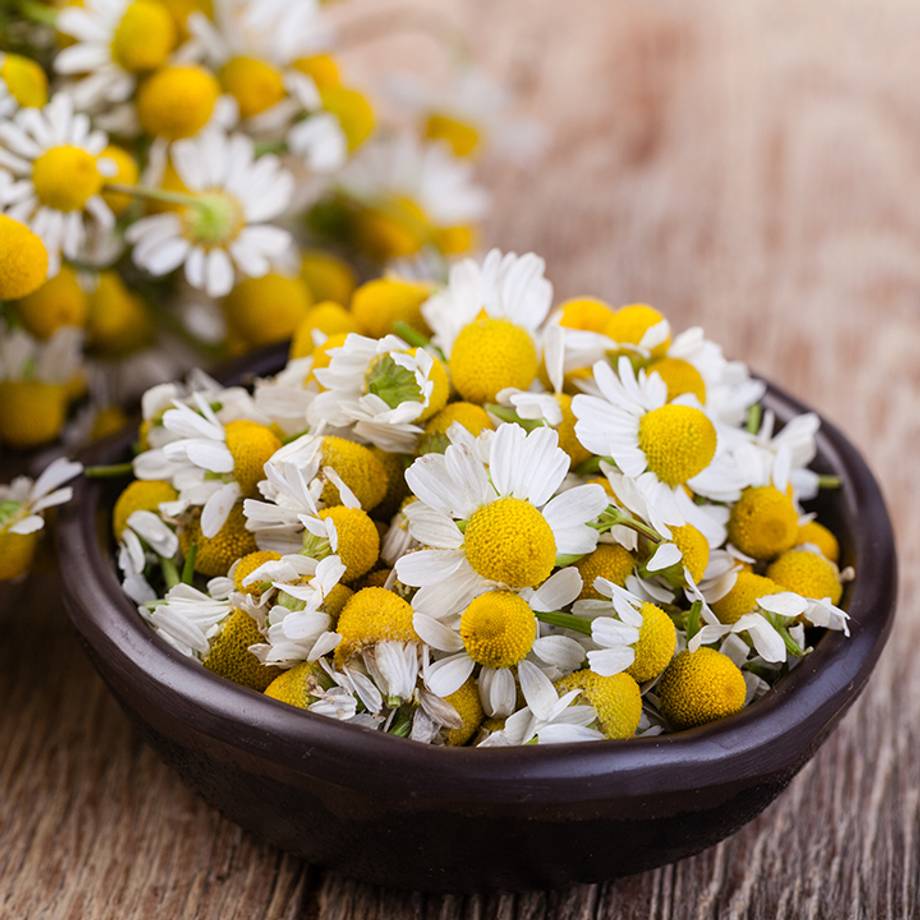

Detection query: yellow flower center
(647, 356), (707, 403)
(416, 349), (450, 421)
(356, 195), (430, 261)
(442, 678), (484, 746)
(554, 669), (642, 740)
(637, 404), (716, 486)
(657, 648), (746, 729)
(111, 0), (176, 73)
(290, 301), (357, 359)
(180, 504), (257, 577)
(16, 266), (86, 340)
(670, 523), (709, 583)
(575, 543), (635, 599)
(463, 497), (556, 589)
(796, 520), (839, 563)
(32, 145), (103, 212)
(300, 248), (356, 305)
(350, 277), (432, 339)
(712, 571), (783, 625)
(232, 549), (281, 595)
(1, 53), (48, 108)
(319, 84), (375, 152)
(432, 223), (476, 257)
(558, 297), (615, 333)
(0, 529), (42, 583)
(137, 65), (219, 140)
(767, 549), (843, 605)
(112, 479), (177, 537)
(423, 111), (482, 158)
(317, 505), (380, 582)
(264, 660), (323, 709)
(291, 53), (341, 90)
(224, 419), (281, 496)
(727, 485), (799, 560)
(0, 214), (48, 300)
(223, 273), (312, 347)
(335, 586), (417, 663)
(319, 435), (388, 511)
(555, 392), (590, 468)
(449, 317), (538, 404)
(308, 331), (349, 382)
(0, 381), (67, 449)
(459, 591), (536, 668)
(605, 303), (670, 357)
(220, 55), (285, 119)
(424, 401), (493, 438)
(203, 609), (280, 690)
(99, 144), (139, 215)
(86, 271), (152, 354)
(181, 192), (245, 247)
(627, 602), (677, 683)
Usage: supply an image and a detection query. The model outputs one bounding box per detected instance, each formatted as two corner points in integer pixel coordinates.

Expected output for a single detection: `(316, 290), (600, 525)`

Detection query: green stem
(485, 404), (545, 431)
(535, 610), (593, 637)
(574, 456), (604, 475)
(593, 504), (661, 543)
(254, 139), (288, 157)
(160, 556), (180, 590)
(745, 403), (762, 435)
(103, 183), (202, 210)
(685, 600), (702, 641)
(817, 475), (842, 490)
(181, 544), (197, 584)
(392, 321), (430, 349)
(774, 621), (805, 658)
(18, 0), (57, 25)
(84, 462), (134, 479)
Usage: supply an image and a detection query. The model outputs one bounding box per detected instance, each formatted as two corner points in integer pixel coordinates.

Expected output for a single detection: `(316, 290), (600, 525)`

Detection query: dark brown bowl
(56, 346), (897, 892)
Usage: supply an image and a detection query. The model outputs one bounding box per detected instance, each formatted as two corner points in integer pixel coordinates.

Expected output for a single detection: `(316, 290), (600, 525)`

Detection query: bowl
(56, 346), (897, 891)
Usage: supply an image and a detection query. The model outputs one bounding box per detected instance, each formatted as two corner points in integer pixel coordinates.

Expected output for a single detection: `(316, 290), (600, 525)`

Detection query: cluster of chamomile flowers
(97, 247), (853, 747)
(0, 0), (525, 453)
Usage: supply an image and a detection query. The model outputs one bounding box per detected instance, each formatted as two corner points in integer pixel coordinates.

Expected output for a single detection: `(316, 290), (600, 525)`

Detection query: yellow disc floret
(627, 602), (677, 683)
(0, 381), (67, 448)
(232, 549), (281, 595)
(112, 479), (177, 537)
(320, 84), (375, 152)
(322, 583), (353, 620)
(222, 272), (312, 348)
(449, 318), (538, 404)
(727, 485), (799, 560)
(99, 144), (139, 215)
(558, 297), (615, 333)
(308, 331), (348, 380)
(555, 392), (591, 468)
(203, 609), (280, 691)
(423, 111), (481, 158)
(264, 660), (323, 708)
(637, 404), (716, 486)
(442, 678), (484, 746)
(416, 349), (450, 421)
(350, 277), (432, 339)
(555, 669), (642, 740)
(1, 53), (48, 108)
(463, 497), (556, 589)
(319, 435), (387, 510)
(224, 419), (281, 495)
(137, 65), (219, 140)
(219, 55), (285, 119)
(111, 0), (176, 72)
(290, 301), (357, 358)
(647, 357), (706, 403)
(712, 571), (783, 625)
(300, 249), (356, 305)
(15, 266), (86, 339)
(369, 446), (408, 519)
(86, 271), (152, 353)
(179, 504), (257, 577)
(318, 505), (379, 582)
(796, 520), (840, 563)
(767, 549), (843, 604)
(334, 586), (417, 663)
(0, 214), (48, 300)
(32, 145), (102, 212)
(605, 303), (670, 357)
(0, 529), (41, 582)
(459, 591), (537, 668)
(671, 523), (710, 583)
(575, 544), (635, 599)
(657, 648), (747, 729)
(424, 402), (492, 437)
(291, 54), (341, 90)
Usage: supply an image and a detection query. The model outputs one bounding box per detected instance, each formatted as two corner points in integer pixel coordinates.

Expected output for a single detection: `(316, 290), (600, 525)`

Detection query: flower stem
(485, 404), (545, 431)
(103, 183), (202, 210)
(18, 0), (57, 26)
(161, 556), (180, 590)
(745, 402), (762, 434)
(84, 462), (134, 479)
(685, 600), (702, 640)
(817, 475), (842, 489)
(593, 504), (661, 543)
(535, 610), (593, 637)
(181, 544), (197, 584)
(392, 321), (430, 349)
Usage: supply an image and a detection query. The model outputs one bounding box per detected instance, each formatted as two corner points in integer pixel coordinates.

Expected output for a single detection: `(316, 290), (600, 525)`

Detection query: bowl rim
(56, 347), (898, 804)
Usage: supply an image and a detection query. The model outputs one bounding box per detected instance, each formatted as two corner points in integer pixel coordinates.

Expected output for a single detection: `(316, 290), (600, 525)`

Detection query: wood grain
(1, 1), (918, 917)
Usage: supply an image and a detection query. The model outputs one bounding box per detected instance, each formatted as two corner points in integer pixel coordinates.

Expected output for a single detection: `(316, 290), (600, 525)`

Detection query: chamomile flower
(55, 0), (178, 111)
(0, 94), (115, 274)
(336, 134), (488, 262)
(308, 333), (449, 451)
(0, 457), (83, 582)
(126, 129), (294, 297)
(142, 578), (234, 657)
(395, 424), (607, 616)
(414, 566), (587, 718)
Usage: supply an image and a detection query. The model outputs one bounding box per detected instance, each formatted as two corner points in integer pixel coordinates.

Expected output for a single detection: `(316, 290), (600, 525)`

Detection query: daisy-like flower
(0, 457), (83, 581)
(573, 356), (747, 503)
(55, 0), (178, 111)
(0, 94), (115, 274)
(117, 505), (180, 604)
(142, 578), (233, 657)
(395, 423), (607, 617)
(125, 129), (294, 297)
(0, 52), (49, 119)
(308, 333), (449, 451)
(134, 393), (281, 538)
(414, 566), (587, 717)
(336, 134), (489, 262)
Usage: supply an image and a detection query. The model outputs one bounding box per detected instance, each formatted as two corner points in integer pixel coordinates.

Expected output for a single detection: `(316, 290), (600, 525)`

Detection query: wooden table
(2, 2), (918, 917)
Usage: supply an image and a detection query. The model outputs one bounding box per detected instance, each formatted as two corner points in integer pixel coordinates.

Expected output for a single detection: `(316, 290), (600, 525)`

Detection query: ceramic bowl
(56, 347), (897, 891)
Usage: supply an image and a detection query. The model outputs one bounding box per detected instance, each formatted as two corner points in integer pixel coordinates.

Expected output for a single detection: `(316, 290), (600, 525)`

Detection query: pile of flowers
(0, 0), (524, 452)
(86, 248), (853, 746)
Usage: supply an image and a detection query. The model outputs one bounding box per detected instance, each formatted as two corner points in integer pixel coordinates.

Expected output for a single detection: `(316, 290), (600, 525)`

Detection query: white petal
(413, 613), (465, 652)
(646, 542), (682, 572)
(529, 567), (583, 612)
(586, 646), (635, 677)
(200, 482), (240, 538)
(425, 652), (475, 697)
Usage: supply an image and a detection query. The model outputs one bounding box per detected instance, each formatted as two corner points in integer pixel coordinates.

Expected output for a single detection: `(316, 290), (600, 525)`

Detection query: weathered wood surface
(1, 1), (918, 917)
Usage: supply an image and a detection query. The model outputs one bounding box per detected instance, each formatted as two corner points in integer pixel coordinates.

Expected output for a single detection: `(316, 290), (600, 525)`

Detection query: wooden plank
(1, 1), (918, 917)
